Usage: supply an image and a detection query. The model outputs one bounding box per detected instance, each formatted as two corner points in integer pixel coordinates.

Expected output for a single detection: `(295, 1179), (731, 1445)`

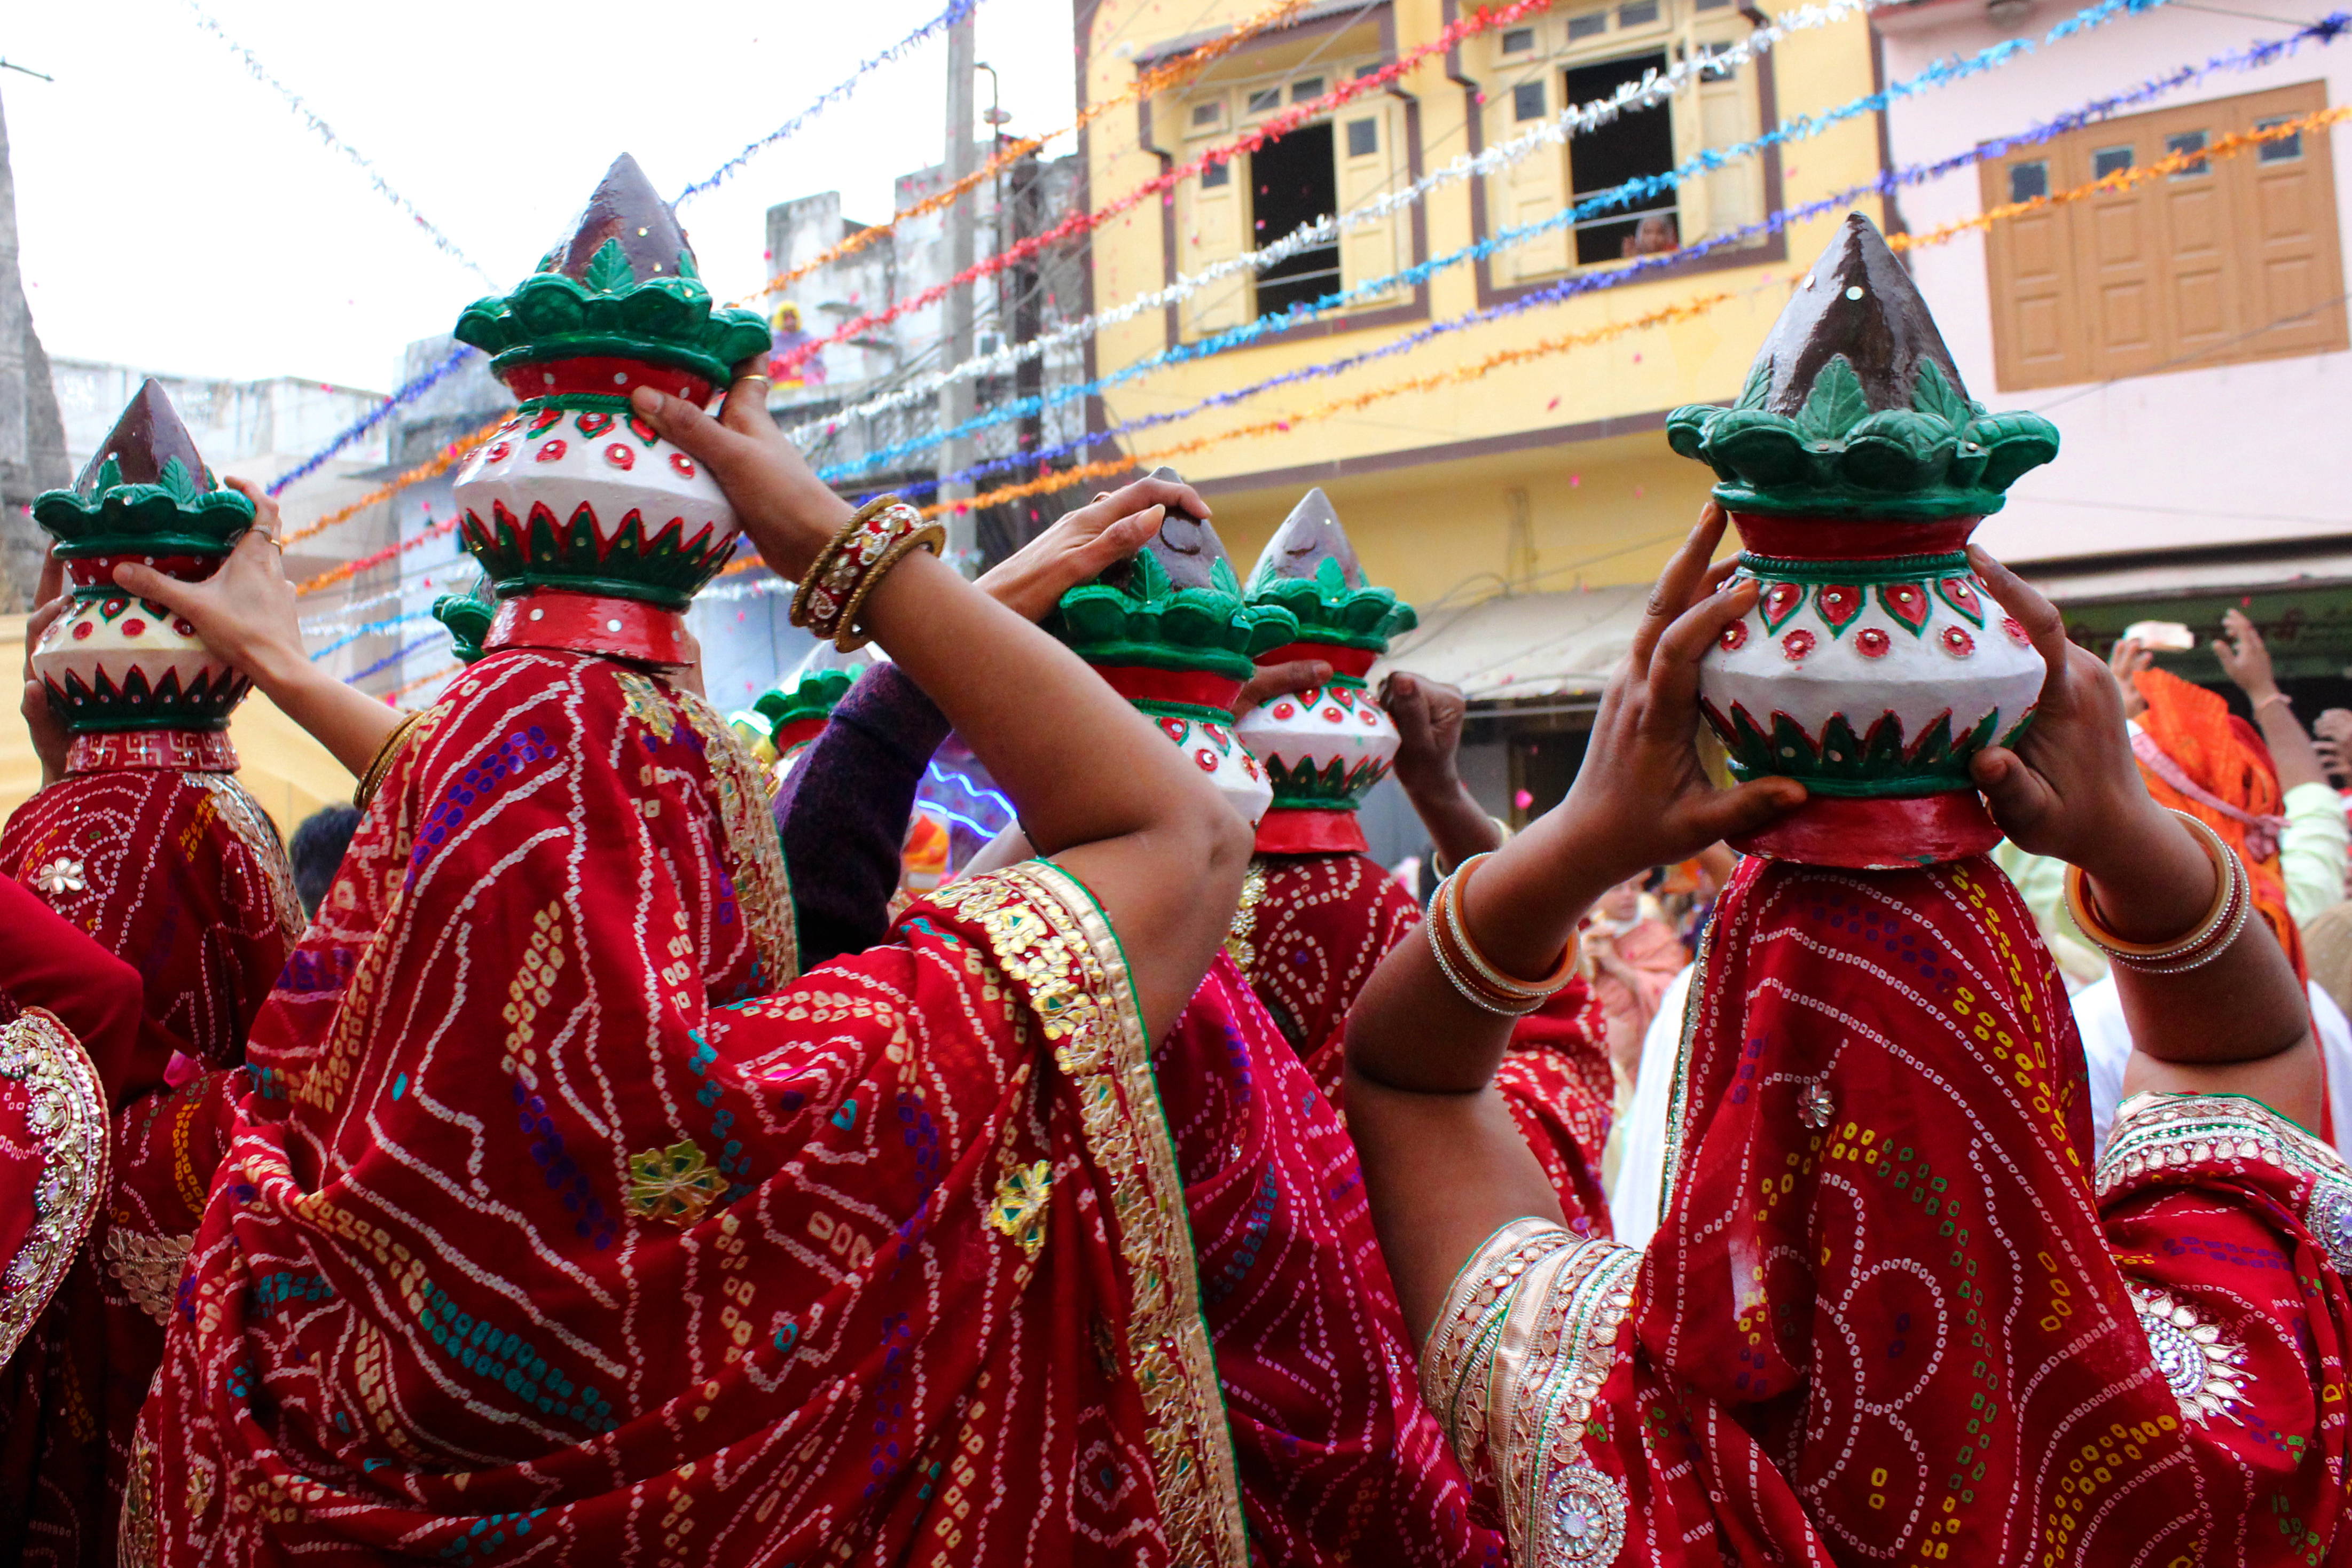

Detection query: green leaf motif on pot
(433, 584), (496, 664)
(33, 453), (256, 560)
(1794, 357), (1868, 445)
(1711, 702), (2006, 796)
(1263, 750), (1392, 810)
(754, 668), (860, 734)
(464, 502), (734, 611)
(1245, 556), (1415, 652)
(1051, 548), (1299, 679)
(457, 240), (766, 388)
(1667, 350), (2059, 521)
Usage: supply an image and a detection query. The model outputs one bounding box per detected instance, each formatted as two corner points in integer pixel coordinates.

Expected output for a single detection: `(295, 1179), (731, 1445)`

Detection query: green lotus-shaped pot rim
(1264, 751), (1390, 810)
(1051, 549), (1299, 680)
(433, 589), (497, 664)
(456, 238), (771, 388)
(752, 667), (860, 734)
(1667, 357), (2059, 521)
(32, 456), (255, 559)
(1243, 556), (1416, 653)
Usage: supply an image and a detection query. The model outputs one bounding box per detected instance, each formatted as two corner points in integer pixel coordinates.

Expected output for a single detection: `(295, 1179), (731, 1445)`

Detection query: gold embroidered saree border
(1418, 1218), (1638, 1567)
(930, 861), (1248, 1568)
(0, 1007), (110, 1365)
(674, 683), (801, 987)
(2100, 1091), (2352, 1274)
(197, 773), (308, 941)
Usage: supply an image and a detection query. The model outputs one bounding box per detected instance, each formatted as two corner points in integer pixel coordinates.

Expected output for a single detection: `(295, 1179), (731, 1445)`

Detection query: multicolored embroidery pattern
(0, 1009), (109, 1364)
(123, 652), (1247, 1566)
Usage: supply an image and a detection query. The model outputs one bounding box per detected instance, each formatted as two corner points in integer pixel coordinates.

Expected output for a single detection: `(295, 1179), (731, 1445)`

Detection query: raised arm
(1971, 554), (2320, 1129)
(1380, 672), (1505, 872)
(2212, 608), (2326, 795)
(633, 374), (1248, 1042)
(777, 491), (1171, 967)
(1344, 506), (1802, 1339)
(108, 478), (403, 779)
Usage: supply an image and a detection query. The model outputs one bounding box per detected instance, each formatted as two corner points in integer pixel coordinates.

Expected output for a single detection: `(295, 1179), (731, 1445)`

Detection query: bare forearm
(2251, 694), (2327, 794)
(251, 655), (402, 778)
(1343, 1069), (1562, 1343)
(1402, 774), (1501, 871)
(2081, 802), (2311, 1069)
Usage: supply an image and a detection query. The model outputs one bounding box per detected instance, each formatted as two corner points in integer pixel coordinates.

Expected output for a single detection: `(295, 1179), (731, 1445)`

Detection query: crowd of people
(1, 193), (2348, 1567)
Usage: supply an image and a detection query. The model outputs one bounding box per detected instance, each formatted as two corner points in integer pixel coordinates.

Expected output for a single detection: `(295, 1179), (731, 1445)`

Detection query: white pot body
(1151, 711), (1272, 826)
(1697, 570), (2045, 792)
(451, 407), (739, 561)
(32, 593), (243, 724)
(1234, 681), (1400, 801)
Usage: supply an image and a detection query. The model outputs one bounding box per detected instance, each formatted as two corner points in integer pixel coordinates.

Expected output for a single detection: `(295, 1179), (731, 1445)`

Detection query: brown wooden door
(1980, 80), (2347, 391)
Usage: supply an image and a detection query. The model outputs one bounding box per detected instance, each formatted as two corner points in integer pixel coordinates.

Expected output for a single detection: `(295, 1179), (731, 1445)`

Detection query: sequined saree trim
(929, 861), (1248, 1568)
(1420, 1219), (1638, 1566)
(2100, 1091), (2352, 1273)
(673, 680), (799, 985)
(196, 773), (306, 941)
(0, 1007), (110, 1365)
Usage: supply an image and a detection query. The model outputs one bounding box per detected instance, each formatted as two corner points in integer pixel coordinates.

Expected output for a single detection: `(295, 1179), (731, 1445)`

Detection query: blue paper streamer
(822, 0), (2197, 484)
(860, 10), (2345, 504)
(676, 0), (984, 205)
(268, 344), (480, 497)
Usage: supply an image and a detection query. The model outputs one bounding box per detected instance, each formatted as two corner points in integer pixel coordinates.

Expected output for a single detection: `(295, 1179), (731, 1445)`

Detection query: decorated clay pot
(1235, 488), (1415, 855)
(740, 644), (878, 795)
(29, 381), (255, 735)
(446, 155), (770, 661)
(1667, 214), (2058, 868)
(1049, 472), (1296, 828)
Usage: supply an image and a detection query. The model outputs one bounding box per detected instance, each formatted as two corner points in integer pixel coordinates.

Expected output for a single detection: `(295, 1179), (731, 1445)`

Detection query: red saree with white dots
(123, 649), (1247, 1567)
(1422, 855), (2352, 1565)
(0, 746), (301, 1566)
(1240, 851), (1617, 1232)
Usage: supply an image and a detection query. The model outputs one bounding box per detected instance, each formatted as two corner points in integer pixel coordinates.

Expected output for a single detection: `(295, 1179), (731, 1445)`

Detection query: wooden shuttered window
(1981, 81), (2348, 391)
(1336, 99), (1410, 307)
(1177, 91), (1251, 335)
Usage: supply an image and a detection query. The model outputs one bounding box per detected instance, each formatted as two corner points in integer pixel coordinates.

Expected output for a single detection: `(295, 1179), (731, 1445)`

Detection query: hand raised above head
(1379, 671), (1468, 794)
(975, 474), (1206, 623)
(109, 478), (303, 689)
(1236, 656), (1334, 718)
(628, 358), (853, 582)
(1967, 549), (2206, 930)
(1547, 504), (1805, 892)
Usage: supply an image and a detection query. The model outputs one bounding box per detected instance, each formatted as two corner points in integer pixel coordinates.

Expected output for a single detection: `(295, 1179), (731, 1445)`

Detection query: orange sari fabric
(2134, 665), (2306, 978)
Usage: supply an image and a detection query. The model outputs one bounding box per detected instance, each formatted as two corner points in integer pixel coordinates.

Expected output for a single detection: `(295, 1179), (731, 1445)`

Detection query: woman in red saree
(1346, 509), (2352, 1565)
(118, 379), (1264, 1565)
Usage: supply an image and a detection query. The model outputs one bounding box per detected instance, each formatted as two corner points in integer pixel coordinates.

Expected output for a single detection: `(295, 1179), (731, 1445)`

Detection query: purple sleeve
(774, 661), (952, 968)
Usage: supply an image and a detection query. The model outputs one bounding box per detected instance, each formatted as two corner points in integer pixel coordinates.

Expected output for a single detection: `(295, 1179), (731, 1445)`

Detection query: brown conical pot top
(1756, 212), (1968, 418)
(539, 153), (697, 283)
(72, 378), (210, 497)
(1252, 486), (1364, 589)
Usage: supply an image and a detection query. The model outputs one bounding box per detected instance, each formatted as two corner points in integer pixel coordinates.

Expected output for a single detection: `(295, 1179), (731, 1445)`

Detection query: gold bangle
(352, 710), (426, 813)
(1447, 852), (1579, 997)
(2063, 810), (2239, 963)
(832, 523), (946, 652)
(791, 496), (917, 638)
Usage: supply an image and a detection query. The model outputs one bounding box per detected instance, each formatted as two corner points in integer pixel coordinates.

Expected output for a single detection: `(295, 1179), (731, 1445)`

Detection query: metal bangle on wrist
(2064, 809), (2249, 974)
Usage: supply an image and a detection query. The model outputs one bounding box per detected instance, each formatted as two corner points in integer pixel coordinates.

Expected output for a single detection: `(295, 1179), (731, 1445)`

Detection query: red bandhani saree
(0, 741), (303, 1565)
(1154, 951), (1503, 1565)
(1422, 855), (2352, 1564)
(0, 741), (304, 1076)
(123, 648), (1247, 1567)
(1237, 852), (1617, 1230)
(1233, 852), (1422, 1061)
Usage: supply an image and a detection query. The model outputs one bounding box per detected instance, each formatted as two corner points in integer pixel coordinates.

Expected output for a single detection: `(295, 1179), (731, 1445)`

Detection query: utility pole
(938, 11), (979, 573)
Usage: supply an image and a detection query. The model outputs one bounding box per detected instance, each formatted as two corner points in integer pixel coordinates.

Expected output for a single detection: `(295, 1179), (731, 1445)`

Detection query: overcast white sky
(4, 0), (1107, 392)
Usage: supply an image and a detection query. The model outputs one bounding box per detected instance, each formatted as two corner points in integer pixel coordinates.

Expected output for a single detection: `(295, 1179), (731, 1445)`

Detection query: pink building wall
(1875, 0), (2351, 570)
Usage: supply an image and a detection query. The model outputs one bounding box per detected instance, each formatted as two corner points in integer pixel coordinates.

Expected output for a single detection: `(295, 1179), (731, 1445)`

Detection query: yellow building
(1077, 0), (1892, 815)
